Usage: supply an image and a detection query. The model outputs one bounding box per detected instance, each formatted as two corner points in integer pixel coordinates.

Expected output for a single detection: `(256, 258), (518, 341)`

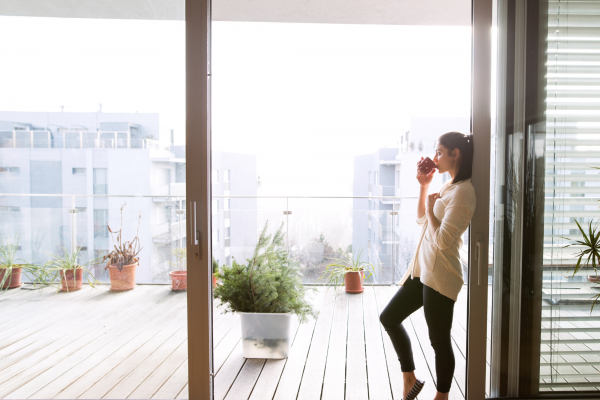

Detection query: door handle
(189, 201), (200, 260)
(476, 233), (483, 285)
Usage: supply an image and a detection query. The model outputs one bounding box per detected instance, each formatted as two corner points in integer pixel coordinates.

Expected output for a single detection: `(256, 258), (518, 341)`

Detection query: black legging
(379, 277), (456, 393)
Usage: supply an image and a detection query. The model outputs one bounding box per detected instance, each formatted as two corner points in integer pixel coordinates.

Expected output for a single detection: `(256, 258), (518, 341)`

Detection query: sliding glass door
(488, 0), (600, 397)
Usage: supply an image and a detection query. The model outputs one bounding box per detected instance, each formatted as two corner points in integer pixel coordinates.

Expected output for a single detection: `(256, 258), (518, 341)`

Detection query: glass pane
(0, 11), (187, 399)
(211, 15), (472, 400)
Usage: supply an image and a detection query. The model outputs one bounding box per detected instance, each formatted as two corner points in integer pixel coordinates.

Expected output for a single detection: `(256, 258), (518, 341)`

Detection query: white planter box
(239, 312), (292, 359)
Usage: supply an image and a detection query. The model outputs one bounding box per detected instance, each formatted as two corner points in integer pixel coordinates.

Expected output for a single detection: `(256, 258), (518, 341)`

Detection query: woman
(379, 131), (475, 400)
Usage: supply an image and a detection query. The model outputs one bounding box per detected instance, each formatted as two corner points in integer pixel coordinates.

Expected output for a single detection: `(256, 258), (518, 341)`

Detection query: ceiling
(0, 0), (470, 25)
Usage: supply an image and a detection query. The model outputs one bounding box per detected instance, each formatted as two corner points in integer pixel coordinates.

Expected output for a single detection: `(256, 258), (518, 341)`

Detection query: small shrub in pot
(213, 221), (317, 358)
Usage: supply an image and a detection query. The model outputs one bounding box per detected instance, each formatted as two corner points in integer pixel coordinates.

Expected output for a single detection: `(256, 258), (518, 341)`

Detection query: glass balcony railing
(0, 131), (170, 150)
(0, 192), (423, 285)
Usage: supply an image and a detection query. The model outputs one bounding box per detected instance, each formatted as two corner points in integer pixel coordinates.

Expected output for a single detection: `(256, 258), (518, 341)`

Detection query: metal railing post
(69, 196), (78, 260)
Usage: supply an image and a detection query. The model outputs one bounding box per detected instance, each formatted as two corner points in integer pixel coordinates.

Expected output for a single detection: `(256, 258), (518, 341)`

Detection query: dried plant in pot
(317, 248), (378, 294)
(0, 235), (47, 292)
(168, 248), (187, 291)
(45, 247), (101, 292)
(214, 221), (317, 359)
(103, 203), (142, 292)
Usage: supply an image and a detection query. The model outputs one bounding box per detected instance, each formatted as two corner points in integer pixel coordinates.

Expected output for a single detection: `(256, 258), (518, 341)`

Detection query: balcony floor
(0, 284), (472, 399)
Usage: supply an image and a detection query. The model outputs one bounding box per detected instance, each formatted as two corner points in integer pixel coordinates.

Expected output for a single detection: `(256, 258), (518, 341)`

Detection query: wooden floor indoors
(0, 283), (475, 400)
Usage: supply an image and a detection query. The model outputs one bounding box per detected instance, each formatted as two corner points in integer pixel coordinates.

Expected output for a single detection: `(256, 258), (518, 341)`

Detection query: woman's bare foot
(402, 371), (417, 399)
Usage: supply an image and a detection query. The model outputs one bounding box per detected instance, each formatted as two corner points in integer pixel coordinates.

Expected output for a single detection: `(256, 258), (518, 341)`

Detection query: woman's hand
(416, 157), (435, 187)
(426, 193), (441, 238)
(427, 193), (439, 217)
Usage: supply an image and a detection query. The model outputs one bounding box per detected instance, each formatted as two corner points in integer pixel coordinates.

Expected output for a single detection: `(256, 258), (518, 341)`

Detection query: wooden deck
(0, 284), (473, 399)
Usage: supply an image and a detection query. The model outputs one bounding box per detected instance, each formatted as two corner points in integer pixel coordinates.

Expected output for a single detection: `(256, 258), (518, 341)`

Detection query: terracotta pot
(344, 271), (365, 294)
(0, 267), (22, 289)
(588, 276), (600, 283)
(170, 270), (187, 291)
(213, 274), (218, 288)
(60, 269), (83, 292)
(107, 263), (137, 292)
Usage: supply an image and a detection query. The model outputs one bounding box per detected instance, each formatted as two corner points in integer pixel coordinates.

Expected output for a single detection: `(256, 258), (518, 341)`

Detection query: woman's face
(432, 142), (458, 174)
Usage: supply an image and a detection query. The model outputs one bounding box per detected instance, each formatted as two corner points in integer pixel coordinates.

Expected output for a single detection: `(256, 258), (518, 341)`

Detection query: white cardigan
(399, 178), (476, 301)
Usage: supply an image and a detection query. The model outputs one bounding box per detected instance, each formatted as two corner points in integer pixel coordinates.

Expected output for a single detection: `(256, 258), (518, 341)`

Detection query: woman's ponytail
(438, 131), (474, 184)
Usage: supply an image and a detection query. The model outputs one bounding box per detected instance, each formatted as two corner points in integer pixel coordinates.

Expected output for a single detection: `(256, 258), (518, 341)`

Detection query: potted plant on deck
(213, 221), (316, 359)
(45, 247), (100, 292)
(169, 248), (187, 291)
(318, 248), (377, 293)
(103, 204), (142, 292)
(0, 236), (46, 292)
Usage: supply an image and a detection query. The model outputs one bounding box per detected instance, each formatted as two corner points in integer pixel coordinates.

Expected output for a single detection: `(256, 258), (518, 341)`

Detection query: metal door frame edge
(468, 0), (493, 399)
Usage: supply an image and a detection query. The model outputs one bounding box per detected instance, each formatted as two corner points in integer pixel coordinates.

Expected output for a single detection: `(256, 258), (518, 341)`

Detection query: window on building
(225, 227), (231, 239)
(72, 168), (86, 175)
(93, 168), (107, 195)
(224, 198), (230, 211)
(0, 167), (19, 174)
(224, 169), (230, 182)
(212, 169), (219, 183)
(94, 209), (108, 238)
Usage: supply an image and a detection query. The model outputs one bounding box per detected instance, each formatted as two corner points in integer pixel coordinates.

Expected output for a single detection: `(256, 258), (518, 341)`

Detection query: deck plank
(127, 340), (188, 399)
(214, 346), (246, 400)
(246, 316), (302, 400)
(321, 287), (348, 400)
(345, 292), (368, 400)
(152, 359), (189, 399)
(80, 324), (187, 399)
(363, 286), (393, 400)
(29, 299), (186, 399)
(297, 288), (337, 400)
(272, 287), (326, 400)
(0, 288), (157, 398)
(223, 359), (265, 400)
(175, 383), (188, 399)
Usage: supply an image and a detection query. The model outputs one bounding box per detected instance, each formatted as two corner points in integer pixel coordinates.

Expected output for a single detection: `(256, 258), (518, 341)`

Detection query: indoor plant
(103, 203), (142, 292)
(0, 235), (46, 292)
(562, 219), (600, 309)
(213, 221), (316, 359)
(169, 248), (187, 291)
(45, 247), (100, 292)
(318, 248), (377, 293)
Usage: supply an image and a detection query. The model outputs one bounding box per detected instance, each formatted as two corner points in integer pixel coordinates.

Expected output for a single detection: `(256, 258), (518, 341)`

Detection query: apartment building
(0, 111), (257, 283)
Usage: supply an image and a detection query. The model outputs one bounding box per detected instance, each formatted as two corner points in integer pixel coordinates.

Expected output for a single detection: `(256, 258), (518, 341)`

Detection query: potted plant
(563, 219), (600, 309)
(318, 248), (377, 293)
(213, 221), (316, 359)
(563, 219), (600, 282)
(169, 248), (187, 291)
(103, 203), (142, 292)
(45, 247), (100, 292)
(0, 235), (46, 292)
(212, 257), (219, 288)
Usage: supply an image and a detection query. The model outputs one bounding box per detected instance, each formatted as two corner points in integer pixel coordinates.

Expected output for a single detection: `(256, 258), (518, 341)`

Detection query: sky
(0, 16), (471, 196)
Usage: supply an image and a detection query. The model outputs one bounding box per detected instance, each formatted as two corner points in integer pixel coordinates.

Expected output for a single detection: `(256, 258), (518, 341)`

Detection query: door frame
(467, 0), (493, 399)
(187, 0), (214, 398)
(186, 0), (494, 397)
